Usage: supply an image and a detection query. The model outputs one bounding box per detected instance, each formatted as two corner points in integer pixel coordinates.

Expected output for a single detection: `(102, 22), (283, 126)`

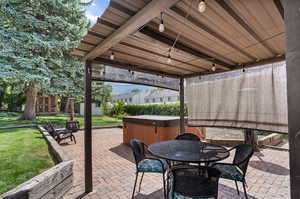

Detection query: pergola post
(179, 77), (185, 134)
(84, 60), (93, 193)
(285, 1), (300, 198)
(244, 129), (258, 150)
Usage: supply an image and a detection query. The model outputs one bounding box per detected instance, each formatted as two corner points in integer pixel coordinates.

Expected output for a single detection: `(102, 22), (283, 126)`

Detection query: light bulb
(167, 55), (172, 64)
(110, 52), (114, 60)
(159, 23), (165, 32)
(198, 0), (206, 13)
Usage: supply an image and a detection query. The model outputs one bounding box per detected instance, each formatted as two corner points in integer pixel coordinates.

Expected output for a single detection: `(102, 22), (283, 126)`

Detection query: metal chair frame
(212, 144), (254, 199)
(169, 165), (221, 199)
(130, 139), (168, 199)
(175, 133), (201, 141)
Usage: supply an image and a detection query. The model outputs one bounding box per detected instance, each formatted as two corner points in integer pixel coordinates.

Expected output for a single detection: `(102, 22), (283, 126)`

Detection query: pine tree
(0, 0), (91, 120)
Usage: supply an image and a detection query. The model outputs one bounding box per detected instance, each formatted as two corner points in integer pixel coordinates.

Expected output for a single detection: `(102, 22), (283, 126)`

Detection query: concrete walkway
(62, 129), (290, 199)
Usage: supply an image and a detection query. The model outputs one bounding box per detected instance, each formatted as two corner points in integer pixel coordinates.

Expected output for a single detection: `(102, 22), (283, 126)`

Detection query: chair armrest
(55, 129), (72, 135)
(227, 145), (238, 152)
(145, 157), (167, 171)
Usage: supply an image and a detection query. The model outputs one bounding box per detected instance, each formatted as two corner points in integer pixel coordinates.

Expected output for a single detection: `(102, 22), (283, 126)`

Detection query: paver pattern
(62, 128), (290, 199)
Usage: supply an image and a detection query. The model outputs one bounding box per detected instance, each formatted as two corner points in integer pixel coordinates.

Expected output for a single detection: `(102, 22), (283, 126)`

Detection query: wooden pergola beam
(93, 57), (182, 79)
(140, 27), (233, 69)
(184, 55), (285, 78)
(273, 0), (284, 20)
(215, 0), (277, 56)
(84, 0), (180, 60)
(108, 1), (233, 69)
(84, 60), (93, 193)
(285, 1), (300, 198)
(80, 33), (206, 72)
(111, 49), (195, 73)
(169, 6), (256, 61)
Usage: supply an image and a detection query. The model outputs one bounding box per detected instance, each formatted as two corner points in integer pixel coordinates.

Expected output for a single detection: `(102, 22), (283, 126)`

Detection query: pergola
(72, 0), (300, 198)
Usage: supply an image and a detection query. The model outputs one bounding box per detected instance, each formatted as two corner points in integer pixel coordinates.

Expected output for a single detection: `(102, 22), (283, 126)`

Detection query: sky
(84, 0), (154, 94)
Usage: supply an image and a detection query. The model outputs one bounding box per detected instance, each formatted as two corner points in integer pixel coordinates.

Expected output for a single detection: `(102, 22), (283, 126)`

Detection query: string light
(198, 0), (206, 13)
(211, 63), (216, 71)
(110, 51), (114, 60)
(159, 12), (165, 32)
(167, 48), (172, 64)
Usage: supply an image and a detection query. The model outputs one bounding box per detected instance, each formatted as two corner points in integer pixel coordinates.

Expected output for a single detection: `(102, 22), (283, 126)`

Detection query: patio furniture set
(45, 120), (80, 144)
(130, 133), (254, 199)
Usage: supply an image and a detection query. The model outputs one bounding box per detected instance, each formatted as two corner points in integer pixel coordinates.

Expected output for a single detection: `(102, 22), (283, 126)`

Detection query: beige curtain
(186, 61), (288, 133)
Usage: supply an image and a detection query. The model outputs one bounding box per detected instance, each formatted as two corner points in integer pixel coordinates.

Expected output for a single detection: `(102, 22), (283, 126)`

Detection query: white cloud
(86, 11), (98, 24)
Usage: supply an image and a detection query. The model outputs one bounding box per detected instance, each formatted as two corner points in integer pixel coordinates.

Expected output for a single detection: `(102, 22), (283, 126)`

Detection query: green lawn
(0, 112), (122, 195)
(0, 128), (55, 194)
(0, 112), (122, 128)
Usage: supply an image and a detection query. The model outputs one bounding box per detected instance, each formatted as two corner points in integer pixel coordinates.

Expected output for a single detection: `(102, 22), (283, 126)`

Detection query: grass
(0, 112), (122, 128)
(0, 112), (122, 194)
(0, 128), (55, 194)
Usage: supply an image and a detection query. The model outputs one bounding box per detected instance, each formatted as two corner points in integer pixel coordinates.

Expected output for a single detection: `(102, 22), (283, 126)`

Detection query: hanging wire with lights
(211, 63), (216, 71)
(159, 12), (165, 32)
(198, 0), (207, 13)
(167, 48), (172, 64)
(110, 51), (115, 60)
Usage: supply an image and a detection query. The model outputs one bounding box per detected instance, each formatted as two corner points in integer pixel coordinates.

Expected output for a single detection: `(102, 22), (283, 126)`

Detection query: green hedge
(124, 103), (187, 116)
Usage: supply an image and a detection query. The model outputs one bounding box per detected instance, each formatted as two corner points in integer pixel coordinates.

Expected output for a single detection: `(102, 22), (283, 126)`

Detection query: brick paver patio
(62, 128), (290, 199)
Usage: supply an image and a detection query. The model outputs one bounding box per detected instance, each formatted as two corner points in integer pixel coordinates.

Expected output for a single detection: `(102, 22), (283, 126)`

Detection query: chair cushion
(137, 158), (168, 173)
(172, 192), (214, 199)
(213, 164), (244, 182)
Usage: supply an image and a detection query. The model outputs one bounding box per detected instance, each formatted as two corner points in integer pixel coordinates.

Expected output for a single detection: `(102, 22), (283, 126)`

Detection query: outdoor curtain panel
(186, 61), (288, 133)
(92, 64), (180, 91)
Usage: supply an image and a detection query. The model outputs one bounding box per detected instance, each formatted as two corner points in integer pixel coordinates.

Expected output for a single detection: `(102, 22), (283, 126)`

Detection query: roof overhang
(72, 0), (286, 79)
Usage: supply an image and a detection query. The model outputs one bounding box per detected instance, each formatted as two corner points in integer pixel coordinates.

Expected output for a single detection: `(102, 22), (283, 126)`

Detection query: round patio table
(148, 140), (229, 164)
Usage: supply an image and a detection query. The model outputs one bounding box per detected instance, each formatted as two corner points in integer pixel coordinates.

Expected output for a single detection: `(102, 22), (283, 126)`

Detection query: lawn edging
(1, 126), (73, 199)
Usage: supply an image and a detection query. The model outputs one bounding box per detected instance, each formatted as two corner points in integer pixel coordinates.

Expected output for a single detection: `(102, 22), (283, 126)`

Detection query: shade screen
(186, 61), (288, 133)
(92, 64), (179, 91)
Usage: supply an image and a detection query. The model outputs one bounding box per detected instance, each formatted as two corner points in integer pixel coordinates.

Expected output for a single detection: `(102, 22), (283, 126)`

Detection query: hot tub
(123, 115), (206, 145)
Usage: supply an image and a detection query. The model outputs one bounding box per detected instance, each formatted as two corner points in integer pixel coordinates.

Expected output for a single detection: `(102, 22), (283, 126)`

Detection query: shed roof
(72, 0), (285, 78)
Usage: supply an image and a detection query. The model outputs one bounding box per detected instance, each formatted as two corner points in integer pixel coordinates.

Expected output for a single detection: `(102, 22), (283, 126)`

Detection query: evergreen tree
(0, 0), (91, 120)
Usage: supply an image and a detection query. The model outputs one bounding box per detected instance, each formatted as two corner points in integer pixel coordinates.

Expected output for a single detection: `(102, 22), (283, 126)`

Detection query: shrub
(102, 102), (111, 116)
(111, 101), (127, 119)
(124, 103), (188, 116)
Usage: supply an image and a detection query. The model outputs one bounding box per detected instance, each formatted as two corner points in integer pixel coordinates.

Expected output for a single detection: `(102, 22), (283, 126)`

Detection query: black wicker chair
(129, 139), (168, 199)
(169, 166), (221, 199)
(45, 122), (76, 144)
(212, 144), (254, 199)
(175, 133), (201, 141)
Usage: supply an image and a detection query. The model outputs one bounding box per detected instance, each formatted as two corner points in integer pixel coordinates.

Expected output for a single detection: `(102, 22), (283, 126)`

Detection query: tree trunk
(22, 81), (38, 120)
(69, 98), (75, 121)
(65, 97), (70, 113)
(60, 96), (68, 112)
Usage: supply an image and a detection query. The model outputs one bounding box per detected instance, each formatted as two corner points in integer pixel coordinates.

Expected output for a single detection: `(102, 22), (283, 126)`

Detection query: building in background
(113, 90), (150, 104)
(144, 89), (179, 104)
(36, 95), (58, 114)
(79, 102), (103, 116)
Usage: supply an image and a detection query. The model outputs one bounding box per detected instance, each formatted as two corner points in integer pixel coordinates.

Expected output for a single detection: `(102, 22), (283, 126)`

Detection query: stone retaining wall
(206, 133), (283, 147)
(1, 126), (73, 199)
